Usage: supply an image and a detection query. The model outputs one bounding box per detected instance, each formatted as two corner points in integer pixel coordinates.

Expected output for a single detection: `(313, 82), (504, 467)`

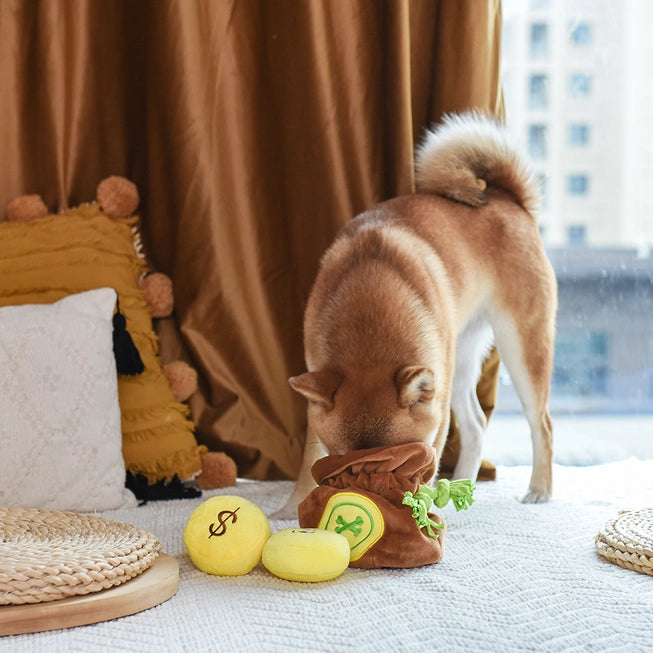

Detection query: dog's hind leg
(491, 308), (555, 503)
(450, 317), (495, 482)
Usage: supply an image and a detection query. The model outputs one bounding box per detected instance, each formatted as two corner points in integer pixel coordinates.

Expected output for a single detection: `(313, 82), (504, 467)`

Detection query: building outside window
(530, 23), (549, 57)
(570, 22), (592, 45)
(569, 72), (592, 97)
(528, 124), (548, 158)
(535, 172), (548, 208)
(567, 174), (589, 195)
(554, 331), (608, 395)
(567, 224), (588, 246)
(569, 123), (590, 146)
(529, 74), (548, 108)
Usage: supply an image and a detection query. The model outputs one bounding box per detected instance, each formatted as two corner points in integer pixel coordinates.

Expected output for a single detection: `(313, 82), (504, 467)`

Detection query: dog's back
(305, 111), (548, 362)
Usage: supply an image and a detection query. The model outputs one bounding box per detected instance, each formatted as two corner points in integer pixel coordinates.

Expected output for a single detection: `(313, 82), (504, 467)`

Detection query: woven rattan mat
(0, 506), (161, 605)
(595, 507), (653, 576)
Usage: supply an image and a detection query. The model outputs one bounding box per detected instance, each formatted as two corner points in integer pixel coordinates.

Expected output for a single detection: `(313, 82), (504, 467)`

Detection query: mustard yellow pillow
(0, 199), (206, 485)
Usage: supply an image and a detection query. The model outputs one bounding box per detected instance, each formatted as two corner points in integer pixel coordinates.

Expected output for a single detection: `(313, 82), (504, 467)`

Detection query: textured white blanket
(2, 460), (652, 652)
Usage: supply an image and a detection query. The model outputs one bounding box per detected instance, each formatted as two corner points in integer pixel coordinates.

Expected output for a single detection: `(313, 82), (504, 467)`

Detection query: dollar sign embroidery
(208, 506), (240, 538)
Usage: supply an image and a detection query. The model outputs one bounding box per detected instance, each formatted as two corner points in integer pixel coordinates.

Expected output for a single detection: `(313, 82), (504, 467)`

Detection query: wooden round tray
(0, 507), (178, 635)
(0, 553), (178, 636)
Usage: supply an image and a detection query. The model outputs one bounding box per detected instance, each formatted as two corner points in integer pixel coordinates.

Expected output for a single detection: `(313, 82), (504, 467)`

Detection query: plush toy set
(183, 443), (474, 580)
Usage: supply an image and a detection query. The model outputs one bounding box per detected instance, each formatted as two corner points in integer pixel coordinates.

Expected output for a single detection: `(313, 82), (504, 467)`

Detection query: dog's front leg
(269, 426), (325, 520)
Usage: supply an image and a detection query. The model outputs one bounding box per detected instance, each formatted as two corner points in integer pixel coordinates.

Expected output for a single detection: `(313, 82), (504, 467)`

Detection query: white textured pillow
(0, 288), (136, 511)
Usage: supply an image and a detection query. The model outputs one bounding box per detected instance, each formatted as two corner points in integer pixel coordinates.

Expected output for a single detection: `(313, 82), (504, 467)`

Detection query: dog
(274, 112), (557, 519)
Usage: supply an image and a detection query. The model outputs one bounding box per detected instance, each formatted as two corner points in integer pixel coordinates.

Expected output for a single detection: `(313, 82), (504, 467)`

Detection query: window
(569, 124), (590, 146)
(567, 224), (587, 246)
(529, 74), (548, 108)
(530, 23), (549, 58)
(498, 0), (653, 465)
(567, 174), (589, 195)
(502, 22), (513, 58)
(570, 22), (592, 45)
(536, 172), (548, 207)
(553, 331), (608, 395)
(569, 73), (592, 97)
(528, 124), (548, 159)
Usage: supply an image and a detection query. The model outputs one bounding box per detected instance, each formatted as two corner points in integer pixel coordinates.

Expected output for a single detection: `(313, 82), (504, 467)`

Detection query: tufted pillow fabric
(0, 289), (137, 511)
(0, 202), (206, 485)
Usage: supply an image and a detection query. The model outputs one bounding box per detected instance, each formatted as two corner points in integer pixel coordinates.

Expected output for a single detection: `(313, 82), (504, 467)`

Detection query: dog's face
(289, 365), (444, 454)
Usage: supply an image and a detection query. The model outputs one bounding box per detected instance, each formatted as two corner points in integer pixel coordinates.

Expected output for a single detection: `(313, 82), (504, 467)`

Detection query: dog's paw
(520, 488), (551, 504)
(269, 501), (299, 521)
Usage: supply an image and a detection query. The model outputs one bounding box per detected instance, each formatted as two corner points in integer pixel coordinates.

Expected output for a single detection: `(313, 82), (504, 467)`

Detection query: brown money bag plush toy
(298, 442), (475, 569)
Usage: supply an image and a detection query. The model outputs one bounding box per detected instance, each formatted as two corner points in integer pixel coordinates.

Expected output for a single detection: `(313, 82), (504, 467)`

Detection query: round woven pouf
(595, 507), (653, 576)
(0, 506), (161, 605)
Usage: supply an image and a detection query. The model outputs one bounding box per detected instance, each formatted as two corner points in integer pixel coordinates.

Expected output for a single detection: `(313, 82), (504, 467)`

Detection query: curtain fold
(0, 0), (503, 480)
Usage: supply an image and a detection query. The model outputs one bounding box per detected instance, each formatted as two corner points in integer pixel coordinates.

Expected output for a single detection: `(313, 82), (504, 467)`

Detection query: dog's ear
(289, 370), (342, 411)
(395, 366), (435, 408)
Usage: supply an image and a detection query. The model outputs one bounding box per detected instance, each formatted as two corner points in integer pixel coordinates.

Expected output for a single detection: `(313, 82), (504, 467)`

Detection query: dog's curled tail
(415, 111), (540, 215)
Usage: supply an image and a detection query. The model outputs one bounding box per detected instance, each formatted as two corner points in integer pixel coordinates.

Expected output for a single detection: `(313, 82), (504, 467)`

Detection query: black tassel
(126, 471), (201, 504)
(112, 298), (145, 375)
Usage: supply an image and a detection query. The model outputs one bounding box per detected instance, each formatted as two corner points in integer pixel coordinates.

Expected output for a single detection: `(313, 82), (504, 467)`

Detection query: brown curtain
(0, 0), (503, 480)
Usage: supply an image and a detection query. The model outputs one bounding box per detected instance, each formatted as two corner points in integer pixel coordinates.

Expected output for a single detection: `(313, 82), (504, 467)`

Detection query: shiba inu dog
(275, 112), (557, 519)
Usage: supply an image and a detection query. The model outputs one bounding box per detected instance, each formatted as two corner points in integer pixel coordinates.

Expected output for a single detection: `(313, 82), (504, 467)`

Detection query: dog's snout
(342, 415), (390, 450)
(354, 433), (378, 449)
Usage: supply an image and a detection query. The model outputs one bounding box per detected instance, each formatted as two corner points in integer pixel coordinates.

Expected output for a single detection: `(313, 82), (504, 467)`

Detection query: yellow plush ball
(184, 495), (271, 576)
(262, 528), (350, 582)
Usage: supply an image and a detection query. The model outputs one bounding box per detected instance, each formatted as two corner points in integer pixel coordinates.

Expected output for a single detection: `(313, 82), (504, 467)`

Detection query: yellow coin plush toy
(262, 528), (350, 582)
(184, 495), (271, 576)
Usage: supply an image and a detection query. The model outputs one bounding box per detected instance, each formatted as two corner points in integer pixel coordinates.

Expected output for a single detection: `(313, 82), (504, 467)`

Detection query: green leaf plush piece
(402, 478), (476, 538)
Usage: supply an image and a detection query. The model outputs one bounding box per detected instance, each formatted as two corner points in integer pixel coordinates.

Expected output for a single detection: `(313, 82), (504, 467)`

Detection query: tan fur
(274, 112), (557, 519)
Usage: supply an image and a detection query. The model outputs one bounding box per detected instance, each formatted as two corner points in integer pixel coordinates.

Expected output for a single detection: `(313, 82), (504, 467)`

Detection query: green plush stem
(436, 478), (476, 511)
(401, 492), (446, 538)
(402, 478), (476, 539)
(449, 479), (476, 511)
